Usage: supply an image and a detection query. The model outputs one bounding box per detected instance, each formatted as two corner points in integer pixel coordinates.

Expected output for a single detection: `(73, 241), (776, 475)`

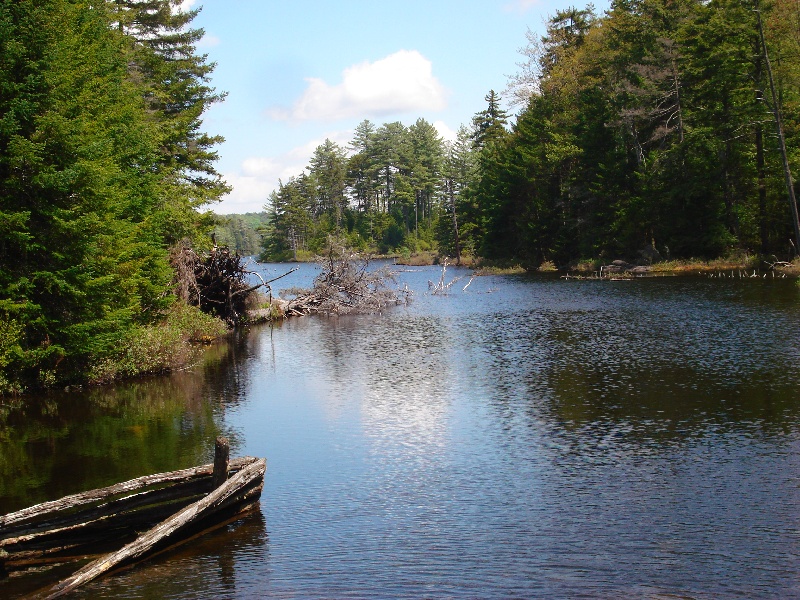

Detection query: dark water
(2, 265), (800, 599)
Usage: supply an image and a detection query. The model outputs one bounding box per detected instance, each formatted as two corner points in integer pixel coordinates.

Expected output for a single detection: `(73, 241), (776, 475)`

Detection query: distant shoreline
(261, 251), (800, 278)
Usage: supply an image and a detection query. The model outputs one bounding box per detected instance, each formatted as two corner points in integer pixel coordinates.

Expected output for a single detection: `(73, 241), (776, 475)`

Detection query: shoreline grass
(260, 250), (800, 278)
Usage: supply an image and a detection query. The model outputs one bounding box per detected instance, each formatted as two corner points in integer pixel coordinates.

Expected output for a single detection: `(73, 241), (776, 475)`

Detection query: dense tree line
(482, 0), (800, 266)
(261, 118), (452, 260)
(0, 0), (227, 392)
(213, 212), (268, 255)
(262, 0), (800, 269)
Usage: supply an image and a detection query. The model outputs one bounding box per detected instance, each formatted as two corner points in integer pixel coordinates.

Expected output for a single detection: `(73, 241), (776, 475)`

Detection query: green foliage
(0, 317), (23, 394)
(261, 0), (800, 269)
(88, 301), (227, 384)
(213, 212), (268, 255)
(261, 117), (452, 259)
(474, 0), (800, 265)
(0, 0), (227, 392)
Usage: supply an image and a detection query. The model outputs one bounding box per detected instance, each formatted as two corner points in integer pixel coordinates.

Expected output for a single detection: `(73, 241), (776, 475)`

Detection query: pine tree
(0, 0), (174, 387)
(110, 0), (230, 245)
(308, 139), (348, 227)
(408, 118), (444, 234)
(438, 126), (478, 262)
(471, 90), (509, 150)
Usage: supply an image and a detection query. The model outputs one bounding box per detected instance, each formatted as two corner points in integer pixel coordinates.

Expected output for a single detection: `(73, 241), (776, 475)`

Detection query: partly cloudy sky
(189, 0), (606, 214)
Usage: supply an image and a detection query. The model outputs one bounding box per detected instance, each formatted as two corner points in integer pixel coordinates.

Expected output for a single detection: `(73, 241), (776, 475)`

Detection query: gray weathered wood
(0, 457), (260, 574)
(42, 458), (266, 599)
(1, 457), (254, 532)
(212, 437), (230, 489)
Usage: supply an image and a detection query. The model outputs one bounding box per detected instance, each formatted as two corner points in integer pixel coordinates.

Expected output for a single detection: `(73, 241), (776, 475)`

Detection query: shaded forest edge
(0, 1), (230, 395)
(222, 213), (800, 276)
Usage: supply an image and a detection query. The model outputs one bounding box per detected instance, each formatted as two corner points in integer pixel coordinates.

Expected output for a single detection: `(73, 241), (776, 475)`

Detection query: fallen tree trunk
(41, 458), (266, 599)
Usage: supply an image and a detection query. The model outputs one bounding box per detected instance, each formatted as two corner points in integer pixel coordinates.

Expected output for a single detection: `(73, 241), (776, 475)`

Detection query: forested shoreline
(0, 0), (229, 393)
(3, 0), (800, 393)
(261, 0), (800, 270)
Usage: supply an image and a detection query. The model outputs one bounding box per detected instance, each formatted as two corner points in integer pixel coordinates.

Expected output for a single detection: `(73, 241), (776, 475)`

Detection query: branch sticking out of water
(428, 260), (464, 295)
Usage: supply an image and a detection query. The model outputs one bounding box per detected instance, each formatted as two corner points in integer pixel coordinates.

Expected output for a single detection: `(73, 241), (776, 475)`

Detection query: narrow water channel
(2, 265), (800, 598)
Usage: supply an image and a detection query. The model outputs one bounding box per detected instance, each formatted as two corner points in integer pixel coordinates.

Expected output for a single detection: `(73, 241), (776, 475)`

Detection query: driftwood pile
(170, 242), (264, 325)
(274, 244), (411, 317)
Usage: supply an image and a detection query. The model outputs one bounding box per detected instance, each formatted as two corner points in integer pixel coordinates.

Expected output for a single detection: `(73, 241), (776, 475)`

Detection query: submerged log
(42, 458), (266, 598)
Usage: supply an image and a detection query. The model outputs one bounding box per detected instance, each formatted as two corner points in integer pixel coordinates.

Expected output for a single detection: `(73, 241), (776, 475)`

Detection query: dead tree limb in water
(428, 259), (464, 295)
(278, 240), (411, 316)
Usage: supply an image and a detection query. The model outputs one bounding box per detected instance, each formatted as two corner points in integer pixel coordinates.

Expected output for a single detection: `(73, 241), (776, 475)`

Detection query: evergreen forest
(213, 213), (268, 256)
(261, 0), (800, 268)
(0, 0), (228, 392)
(4, 0), (800, 392)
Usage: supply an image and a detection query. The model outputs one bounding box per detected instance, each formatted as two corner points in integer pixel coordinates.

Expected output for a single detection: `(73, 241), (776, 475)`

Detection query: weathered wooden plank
(2, 493), (205, 555)
(1, 479), (209, 543)
(42, 458), (266, 599)
(212, 437), (230, 489)
(0, 457), (256, 532)
(100, 500), (264, 580)
(1, 456), (260, 575)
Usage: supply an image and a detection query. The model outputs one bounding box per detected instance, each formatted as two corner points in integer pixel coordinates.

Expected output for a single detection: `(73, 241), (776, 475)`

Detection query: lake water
(2, 263), (800, 598)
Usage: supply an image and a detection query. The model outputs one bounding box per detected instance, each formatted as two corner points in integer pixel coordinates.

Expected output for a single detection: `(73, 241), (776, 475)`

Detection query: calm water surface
(2, 264), (800, 598)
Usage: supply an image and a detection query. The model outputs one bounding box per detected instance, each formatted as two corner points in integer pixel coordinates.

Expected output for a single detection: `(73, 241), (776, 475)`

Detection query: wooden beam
(212, 437), (230, 489)
(1, 457), (255, 533)
(42, 458), (266, 599)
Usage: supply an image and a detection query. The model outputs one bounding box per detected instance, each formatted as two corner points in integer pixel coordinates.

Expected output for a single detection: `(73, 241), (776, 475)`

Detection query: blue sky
(183, 0), (604, 214)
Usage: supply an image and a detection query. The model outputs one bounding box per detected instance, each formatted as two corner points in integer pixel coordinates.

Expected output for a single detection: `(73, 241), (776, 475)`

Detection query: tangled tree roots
(279, 242), (411, 317)
(170, 241), (263, 325)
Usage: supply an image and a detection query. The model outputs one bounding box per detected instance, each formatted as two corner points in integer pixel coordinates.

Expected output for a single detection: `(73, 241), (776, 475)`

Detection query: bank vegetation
(0, 1), (229, 394)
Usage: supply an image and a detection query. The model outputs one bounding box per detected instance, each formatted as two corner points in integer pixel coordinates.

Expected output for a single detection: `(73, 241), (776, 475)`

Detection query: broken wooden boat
(0, 438), (265, 597)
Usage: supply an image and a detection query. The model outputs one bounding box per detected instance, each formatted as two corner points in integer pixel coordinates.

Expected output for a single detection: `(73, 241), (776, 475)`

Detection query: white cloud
(241, 157), (282, 177)
(196, 34), (221, 48)
(177, 0), (198, 12)
(272, 50), (448, 122)
(433, 120), (457, 142)
(215, 173), (273, 214)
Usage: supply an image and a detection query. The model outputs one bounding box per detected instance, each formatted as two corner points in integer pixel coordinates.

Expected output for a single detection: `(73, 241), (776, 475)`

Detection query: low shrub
(538, 260), (558, 272)
(88, 302), (227, 384)
(0, 317), (24, 395)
